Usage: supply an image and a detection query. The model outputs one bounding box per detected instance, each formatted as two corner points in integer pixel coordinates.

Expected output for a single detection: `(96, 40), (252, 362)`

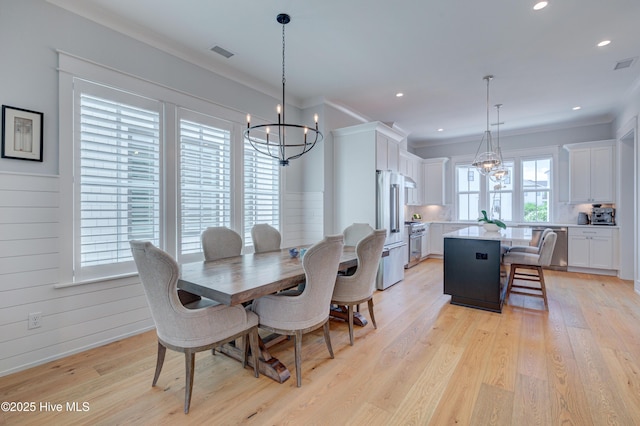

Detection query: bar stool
(502, 231), (557, 310)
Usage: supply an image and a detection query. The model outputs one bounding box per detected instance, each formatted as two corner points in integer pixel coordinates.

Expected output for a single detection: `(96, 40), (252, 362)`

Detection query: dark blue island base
(443, 237), (508, 313)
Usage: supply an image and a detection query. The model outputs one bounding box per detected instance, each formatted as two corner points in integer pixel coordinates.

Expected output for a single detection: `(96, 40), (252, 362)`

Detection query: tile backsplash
(406, 203), (613, 225)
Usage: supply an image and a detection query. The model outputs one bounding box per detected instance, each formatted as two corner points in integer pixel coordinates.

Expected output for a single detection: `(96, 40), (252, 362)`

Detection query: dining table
(178, 246), (360, 383)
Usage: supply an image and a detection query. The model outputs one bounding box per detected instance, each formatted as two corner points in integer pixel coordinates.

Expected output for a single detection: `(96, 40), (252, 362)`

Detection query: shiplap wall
(0, 172), (153, 376)
(282, 192), (324, 248)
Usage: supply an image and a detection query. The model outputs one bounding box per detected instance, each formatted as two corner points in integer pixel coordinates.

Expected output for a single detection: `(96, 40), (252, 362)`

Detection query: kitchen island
(443, 226), (532, 313)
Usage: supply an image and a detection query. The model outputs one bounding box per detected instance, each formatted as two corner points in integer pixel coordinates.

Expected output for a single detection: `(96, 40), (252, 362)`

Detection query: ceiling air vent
(614, 58), (635, 70)
(211, 45), (234, 59)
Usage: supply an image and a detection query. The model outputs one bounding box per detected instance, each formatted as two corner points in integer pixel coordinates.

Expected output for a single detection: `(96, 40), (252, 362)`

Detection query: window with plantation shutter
(244, 139), (280, 246)
(178, 113), (232, 256)
(75, 83), (161, 280)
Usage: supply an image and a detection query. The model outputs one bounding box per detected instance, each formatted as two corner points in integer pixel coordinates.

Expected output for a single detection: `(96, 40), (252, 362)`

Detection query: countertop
(417, 220), (618, 229)
(443, 225), (532, 243)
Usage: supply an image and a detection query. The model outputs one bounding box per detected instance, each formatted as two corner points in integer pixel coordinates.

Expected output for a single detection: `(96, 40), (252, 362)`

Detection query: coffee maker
(590, 205), (615, 225)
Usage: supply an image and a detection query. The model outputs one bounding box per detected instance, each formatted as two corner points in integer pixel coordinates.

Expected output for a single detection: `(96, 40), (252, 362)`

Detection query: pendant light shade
(472, 75), (501, 176)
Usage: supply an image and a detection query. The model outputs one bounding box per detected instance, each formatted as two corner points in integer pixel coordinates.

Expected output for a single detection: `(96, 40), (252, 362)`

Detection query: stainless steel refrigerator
(376, 170), (407, 290)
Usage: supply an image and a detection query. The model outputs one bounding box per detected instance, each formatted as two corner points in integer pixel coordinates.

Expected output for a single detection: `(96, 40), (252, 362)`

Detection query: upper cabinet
(375, 132), (400, 172)
(332, 122), (406, 231)
(564, 141), (615, 204)
(422, 157), (448, 205)
(400, 150), (423, 205)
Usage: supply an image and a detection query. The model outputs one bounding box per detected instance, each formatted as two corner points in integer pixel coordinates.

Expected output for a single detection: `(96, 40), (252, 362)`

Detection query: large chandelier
(244, 13), (323, 166)
(489, 103), (509, 182)
(472, 75), (501, 175)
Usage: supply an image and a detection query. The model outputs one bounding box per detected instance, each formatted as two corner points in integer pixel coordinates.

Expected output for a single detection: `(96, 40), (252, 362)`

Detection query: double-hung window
(522, 157), (551, 222)
(455, 153), (553, 223)
(456, 165), (481, 220)
(487, 160), (514, 222)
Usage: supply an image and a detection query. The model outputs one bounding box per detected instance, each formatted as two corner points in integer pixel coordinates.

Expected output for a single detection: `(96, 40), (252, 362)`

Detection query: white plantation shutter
(179, 116), (232, 255)
(244, 139), (280, 245)
(76, 85), (161, 279)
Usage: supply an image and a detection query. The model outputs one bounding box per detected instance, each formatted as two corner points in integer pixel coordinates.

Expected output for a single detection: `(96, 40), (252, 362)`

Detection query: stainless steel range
(405, 221), (426, 268)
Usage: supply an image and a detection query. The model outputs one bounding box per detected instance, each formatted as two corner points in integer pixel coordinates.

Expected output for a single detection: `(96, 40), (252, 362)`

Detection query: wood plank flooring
(2, 259), (640, 425)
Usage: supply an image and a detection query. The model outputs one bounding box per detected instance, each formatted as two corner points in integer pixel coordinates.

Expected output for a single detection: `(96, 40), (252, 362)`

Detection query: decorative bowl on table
(288, 248), (299, 258)
(482, 223), (501, 232)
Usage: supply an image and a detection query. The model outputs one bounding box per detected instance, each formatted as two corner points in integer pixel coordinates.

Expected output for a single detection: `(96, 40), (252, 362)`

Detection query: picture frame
(1, 105), (44, 162)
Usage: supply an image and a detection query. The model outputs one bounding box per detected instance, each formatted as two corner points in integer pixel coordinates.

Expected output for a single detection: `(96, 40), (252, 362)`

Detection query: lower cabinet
(568, 227), (616, 270)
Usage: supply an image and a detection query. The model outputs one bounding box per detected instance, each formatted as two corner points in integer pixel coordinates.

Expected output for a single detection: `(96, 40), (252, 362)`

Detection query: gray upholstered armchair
(343, 222), (374, 246)
(130, 240), (260, 413)
(331, 229), (386, 345)
(250, 234), (344, 387)
(201, 226), (243, 261)
(251, 223), (282, 253)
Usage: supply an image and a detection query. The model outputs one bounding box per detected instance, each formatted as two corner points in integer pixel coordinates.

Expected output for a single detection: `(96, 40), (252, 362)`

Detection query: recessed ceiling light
(533, 1), (548, 11)
(396, 92), (404, 97)
(437, 128), (444, 132)
(597, 40), (611, 47)
(572, 106), (581, 111)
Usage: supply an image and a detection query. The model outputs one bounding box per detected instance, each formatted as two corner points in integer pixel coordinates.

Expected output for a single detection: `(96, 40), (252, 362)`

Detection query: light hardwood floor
(3, 259), (640, 425)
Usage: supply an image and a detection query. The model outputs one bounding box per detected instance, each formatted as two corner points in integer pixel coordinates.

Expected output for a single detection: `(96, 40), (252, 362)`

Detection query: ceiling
(48, 0), (640, 147)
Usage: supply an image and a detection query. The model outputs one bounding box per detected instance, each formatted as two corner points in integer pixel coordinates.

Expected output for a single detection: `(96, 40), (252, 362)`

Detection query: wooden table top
(178, 247), (358, 306)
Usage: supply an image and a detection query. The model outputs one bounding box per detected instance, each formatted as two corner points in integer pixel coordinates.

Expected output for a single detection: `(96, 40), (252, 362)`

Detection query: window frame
(452, 147), (557, 224)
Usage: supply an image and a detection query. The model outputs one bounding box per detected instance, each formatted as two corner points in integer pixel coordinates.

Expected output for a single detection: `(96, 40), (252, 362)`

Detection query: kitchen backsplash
(406, 203), (614, 225)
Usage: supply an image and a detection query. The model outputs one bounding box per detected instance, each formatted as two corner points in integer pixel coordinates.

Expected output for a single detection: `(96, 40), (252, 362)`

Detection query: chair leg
(537, 265), (549, 310)
(248, 328), (260, 378)
(323, 321), (334, 359)
(347, 305), (354, 346)
(294, 330), (303, 387)
(241, 334), (248, 368)
(506, 264), (516, 302)
(152, 341), (166, 386)
(184, 351), (195, 414)
(367, 298), (377, 329)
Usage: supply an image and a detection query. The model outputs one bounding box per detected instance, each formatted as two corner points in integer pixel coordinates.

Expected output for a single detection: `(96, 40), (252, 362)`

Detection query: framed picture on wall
(1, 105), (44, 162)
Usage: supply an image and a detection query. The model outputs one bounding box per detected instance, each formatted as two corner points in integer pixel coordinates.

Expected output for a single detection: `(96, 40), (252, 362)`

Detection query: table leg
(218, 336), (291, 383)
(329, 305), (368, 327)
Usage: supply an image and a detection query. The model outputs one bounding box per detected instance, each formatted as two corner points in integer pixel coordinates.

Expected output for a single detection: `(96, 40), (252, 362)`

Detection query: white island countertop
(443, 226), (532, 245)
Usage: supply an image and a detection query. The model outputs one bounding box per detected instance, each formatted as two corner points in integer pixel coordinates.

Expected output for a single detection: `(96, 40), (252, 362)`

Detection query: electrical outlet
(28, 312), (42, 329)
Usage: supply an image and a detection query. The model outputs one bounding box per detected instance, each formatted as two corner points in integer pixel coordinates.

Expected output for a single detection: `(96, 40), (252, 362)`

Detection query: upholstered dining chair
(250, 234), (344, 387)
(251, 223), (282, 253)
(201, 226), (243, 261)
(331, 228), (386, 345)
(502, 231), (557, 310)
(343, 223), (375, 246)
(129, 240), (260, 414)
(507, 227), (552, 254)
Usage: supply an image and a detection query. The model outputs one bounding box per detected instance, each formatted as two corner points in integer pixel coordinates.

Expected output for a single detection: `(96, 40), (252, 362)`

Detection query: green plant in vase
(478, 210), (506, 230)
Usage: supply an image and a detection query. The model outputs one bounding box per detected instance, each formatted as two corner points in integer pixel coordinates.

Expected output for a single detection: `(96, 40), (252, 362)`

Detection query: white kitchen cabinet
(568, 226), (617, 270)
(376, 132), (400, 172)
(421, 223), (430, 259)
(332, 122), (405, 232)
(428, 223), (443, 255)
(401, 150), (423, 205)
(564, 141), (615, 204)
(422, 158), (448, 205)
(429, 223), (469, 256)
